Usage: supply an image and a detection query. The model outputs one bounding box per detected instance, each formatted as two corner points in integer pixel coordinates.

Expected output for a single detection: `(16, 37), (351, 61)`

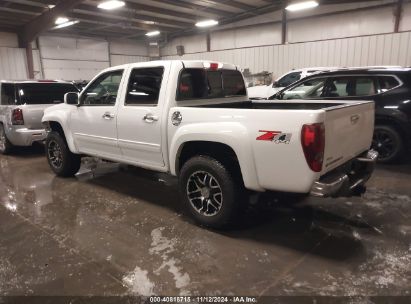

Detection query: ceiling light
(143, 21), (156, 25)
(285, 1), (318, 12)
(146, 31), (160, 37)
(53, 20), (79, 29)
(55, 17), (69, 25)
(195, 20), (219, 28)
(48, 4), (55, 9)
(98, 0), (125, 10)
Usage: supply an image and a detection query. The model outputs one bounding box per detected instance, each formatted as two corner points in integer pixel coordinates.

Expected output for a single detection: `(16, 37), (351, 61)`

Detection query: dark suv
(271, 68), (411, 163)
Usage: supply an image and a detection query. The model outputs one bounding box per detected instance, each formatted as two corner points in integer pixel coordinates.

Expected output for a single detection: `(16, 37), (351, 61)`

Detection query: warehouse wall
(0, 33), (150, 81)
(161, 0), (411, 78)
(37, 36), (149, 81)
(163, 31), (411, 77)
(38, 36), (110, 81)
(0, 32), (28, 80)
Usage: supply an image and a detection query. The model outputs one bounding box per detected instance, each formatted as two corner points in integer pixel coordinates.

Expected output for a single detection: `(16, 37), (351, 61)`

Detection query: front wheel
(372, 125), (404, 163)
(179, 155), (242, 229)
(0, 123), (13, 154)
(46, 131), (81, 177)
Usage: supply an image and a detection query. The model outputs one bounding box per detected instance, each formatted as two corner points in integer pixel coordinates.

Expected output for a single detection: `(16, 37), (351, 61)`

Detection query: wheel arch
(44, 120), (78, 153)
(375, 115), (409, 146)
(172, 139), (263, 192)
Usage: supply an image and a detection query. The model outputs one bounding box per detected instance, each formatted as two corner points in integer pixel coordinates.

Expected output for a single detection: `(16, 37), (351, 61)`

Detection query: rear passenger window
(1, 83), (15, 105)
(326, 77), (376, 97)
(378, 76), (400, 93)
(126, 67), (164, 106)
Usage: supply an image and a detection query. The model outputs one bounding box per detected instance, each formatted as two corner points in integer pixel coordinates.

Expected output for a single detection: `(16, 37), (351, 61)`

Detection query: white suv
(247, 67), (338, 100)
(0, 80), (78, 154)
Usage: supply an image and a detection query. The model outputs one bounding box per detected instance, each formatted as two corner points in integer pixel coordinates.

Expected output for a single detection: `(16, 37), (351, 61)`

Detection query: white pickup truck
(42, 60), (377, 228)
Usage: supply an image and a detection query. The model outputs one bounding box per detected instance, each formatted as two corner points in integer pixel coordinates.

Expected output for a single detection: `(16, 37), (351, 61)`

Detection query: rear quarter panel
(168, 106), (324, 193)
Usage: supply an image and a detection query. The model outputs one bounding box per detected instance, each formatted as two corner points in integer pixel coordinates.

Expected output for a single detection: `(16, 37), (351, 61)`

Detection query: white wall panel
(0, 47), (27, 80)
(110, 55), (149, 66)
(400, 2), (411, 31)
(38, 36), (110, 81)
(0, 32), (18, 48)
(288, 6), (394, 43)
(163, 32), (411, 78)
(110, 40), (148, 56)
(39, 36), (109, 61)
(32, 49), (43, 79)
(161, 34), (207, 57)
(42, 59), (109, 81)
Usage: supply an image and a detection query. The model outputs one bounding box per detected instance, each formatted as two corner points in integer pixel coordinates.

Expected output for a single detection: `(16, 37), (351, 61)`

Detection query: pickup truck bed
(197, 101), (345, 110)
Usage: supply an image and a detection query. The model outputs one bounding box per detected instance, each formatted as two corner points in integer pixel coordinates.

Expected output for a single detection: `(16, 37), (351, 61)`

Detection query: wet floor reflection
(0, 148), (410, 296)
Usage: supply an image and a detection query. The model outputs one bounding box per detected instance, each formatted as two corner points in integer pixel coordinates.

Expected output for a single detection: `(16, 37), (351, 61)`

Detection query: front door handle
(102, 112), (115, 120)
(143, 114), (159, 123)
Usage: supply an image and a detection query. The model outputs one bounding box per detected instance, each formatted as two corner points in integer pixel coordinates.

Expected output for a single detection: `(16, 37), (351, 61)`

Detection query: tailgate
(21, 105), (51, 129)
(322, 101), (374, 174)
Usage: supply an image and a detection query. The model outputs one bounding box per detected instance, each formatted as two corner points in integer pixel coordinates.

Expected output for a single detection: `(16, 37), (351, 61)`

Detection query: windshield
(17, 83), (77, 105)
(275, 71), (302, 87)
(177, 68), (246, 101)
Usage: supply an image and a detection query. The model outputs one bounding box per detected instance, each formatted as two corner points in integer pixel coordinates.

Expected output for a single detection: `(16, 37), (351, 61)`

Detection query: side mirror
(272, 81), (278, 88)
(64, 92), (79, 105)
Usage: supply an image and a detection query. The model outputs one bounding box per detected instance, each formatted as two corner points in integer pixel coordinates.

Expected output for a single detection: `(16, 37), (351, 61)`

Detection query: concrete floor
(0, 145), (410, 297)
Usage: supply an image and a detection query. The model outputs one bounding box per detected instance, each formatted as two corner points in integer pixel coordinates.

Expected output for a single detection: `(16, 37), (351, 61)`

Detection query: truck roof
(0, 80), (75, 84)
(103, 60), (239, 72)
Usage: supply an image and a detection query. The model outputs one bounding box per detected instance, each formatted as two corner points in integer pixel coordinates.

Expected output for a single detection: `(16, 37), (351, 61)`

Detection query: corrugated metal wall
(110, 55), (149, 66)
(0, 47), (28, 80)
(37, 37), (150, 81)
(0, 32), (28, 80)
(162, 31), (411, 78)
(38, 36), (111, 81)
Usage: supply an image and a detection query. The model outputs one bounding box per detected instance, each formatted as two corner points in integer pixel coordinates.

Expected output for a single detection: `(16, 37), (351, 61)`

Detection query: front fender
(169, 122), (264, 191)
(42, 105), (78, 153)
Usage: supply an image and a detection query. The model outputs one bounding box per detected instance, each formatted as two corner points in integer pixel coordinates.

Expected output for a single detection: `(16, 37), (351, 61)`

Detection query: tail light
(11, 108), (24, 125)
(301, 123), (325, 172)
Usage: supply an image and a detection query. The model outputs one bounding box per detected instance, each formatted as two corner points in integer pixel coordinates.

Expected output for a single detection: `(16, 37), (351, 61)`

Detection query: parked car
(247, 67), (337, 100)
(42, 60), (377, 228)
(270, 67), (411, 163)
(0, 80), (78, 154)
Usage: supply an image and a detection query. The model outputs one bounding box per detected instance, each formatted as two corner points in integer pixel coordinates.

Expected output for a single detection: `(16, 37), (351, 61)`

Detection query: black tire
(46, 131), (81, 177)
(372, 125), (404, 163)
(179, 155), (242, 229)
(0, 123), (13, 155)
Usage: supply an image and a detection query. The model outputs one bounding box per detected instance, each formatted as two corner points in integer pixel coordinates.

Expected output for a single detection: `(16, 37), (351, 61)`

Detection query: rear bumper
(6, 127), (47, 146)
(310, 149), (378, 197)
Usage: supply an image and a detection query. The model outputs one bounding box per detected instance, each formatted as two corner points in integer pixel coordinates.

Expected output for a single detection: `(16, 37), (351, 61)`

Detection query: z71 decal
(256, 130), (292, 144)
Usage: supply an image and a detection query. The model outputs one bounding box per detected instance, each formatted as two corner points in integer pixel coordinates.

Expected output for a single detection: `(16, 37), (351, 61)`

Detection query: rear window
(1, 83), (15, 105)
(177, 69), (246, 101)
(378, 76), (400, 93)
(17, 83), (77, 105)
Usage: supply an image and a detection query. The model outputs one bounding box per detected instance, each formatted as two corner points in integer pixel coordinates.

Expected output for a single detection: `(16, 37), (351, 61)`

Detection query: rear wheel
(46, 131), (81, 177)
(372, 125), (404, 163)
(179, 156), (242, 229)
(0, 123), (13, 154)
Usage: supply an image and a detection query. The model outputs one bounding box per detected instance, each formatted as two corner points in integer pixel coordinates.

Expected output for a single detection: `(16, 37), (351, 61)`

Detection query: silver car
(0, 80), (78, 154)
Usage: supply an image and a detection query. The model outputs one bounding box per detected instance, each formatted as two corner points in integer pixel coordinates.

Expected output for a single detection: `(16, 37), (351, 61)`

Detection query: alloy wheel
(372, 130), (396, 161)
(186, 171), (223, 217)
(0, 126), (6, 151)
(48, 140), (63, 169)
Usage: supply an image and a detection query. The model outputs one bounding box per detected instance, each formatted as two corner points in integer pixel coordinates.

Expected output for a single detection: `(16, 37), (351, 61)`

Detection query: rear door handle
(143, 114), (159, 123)
(102, 112), (115, 120)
